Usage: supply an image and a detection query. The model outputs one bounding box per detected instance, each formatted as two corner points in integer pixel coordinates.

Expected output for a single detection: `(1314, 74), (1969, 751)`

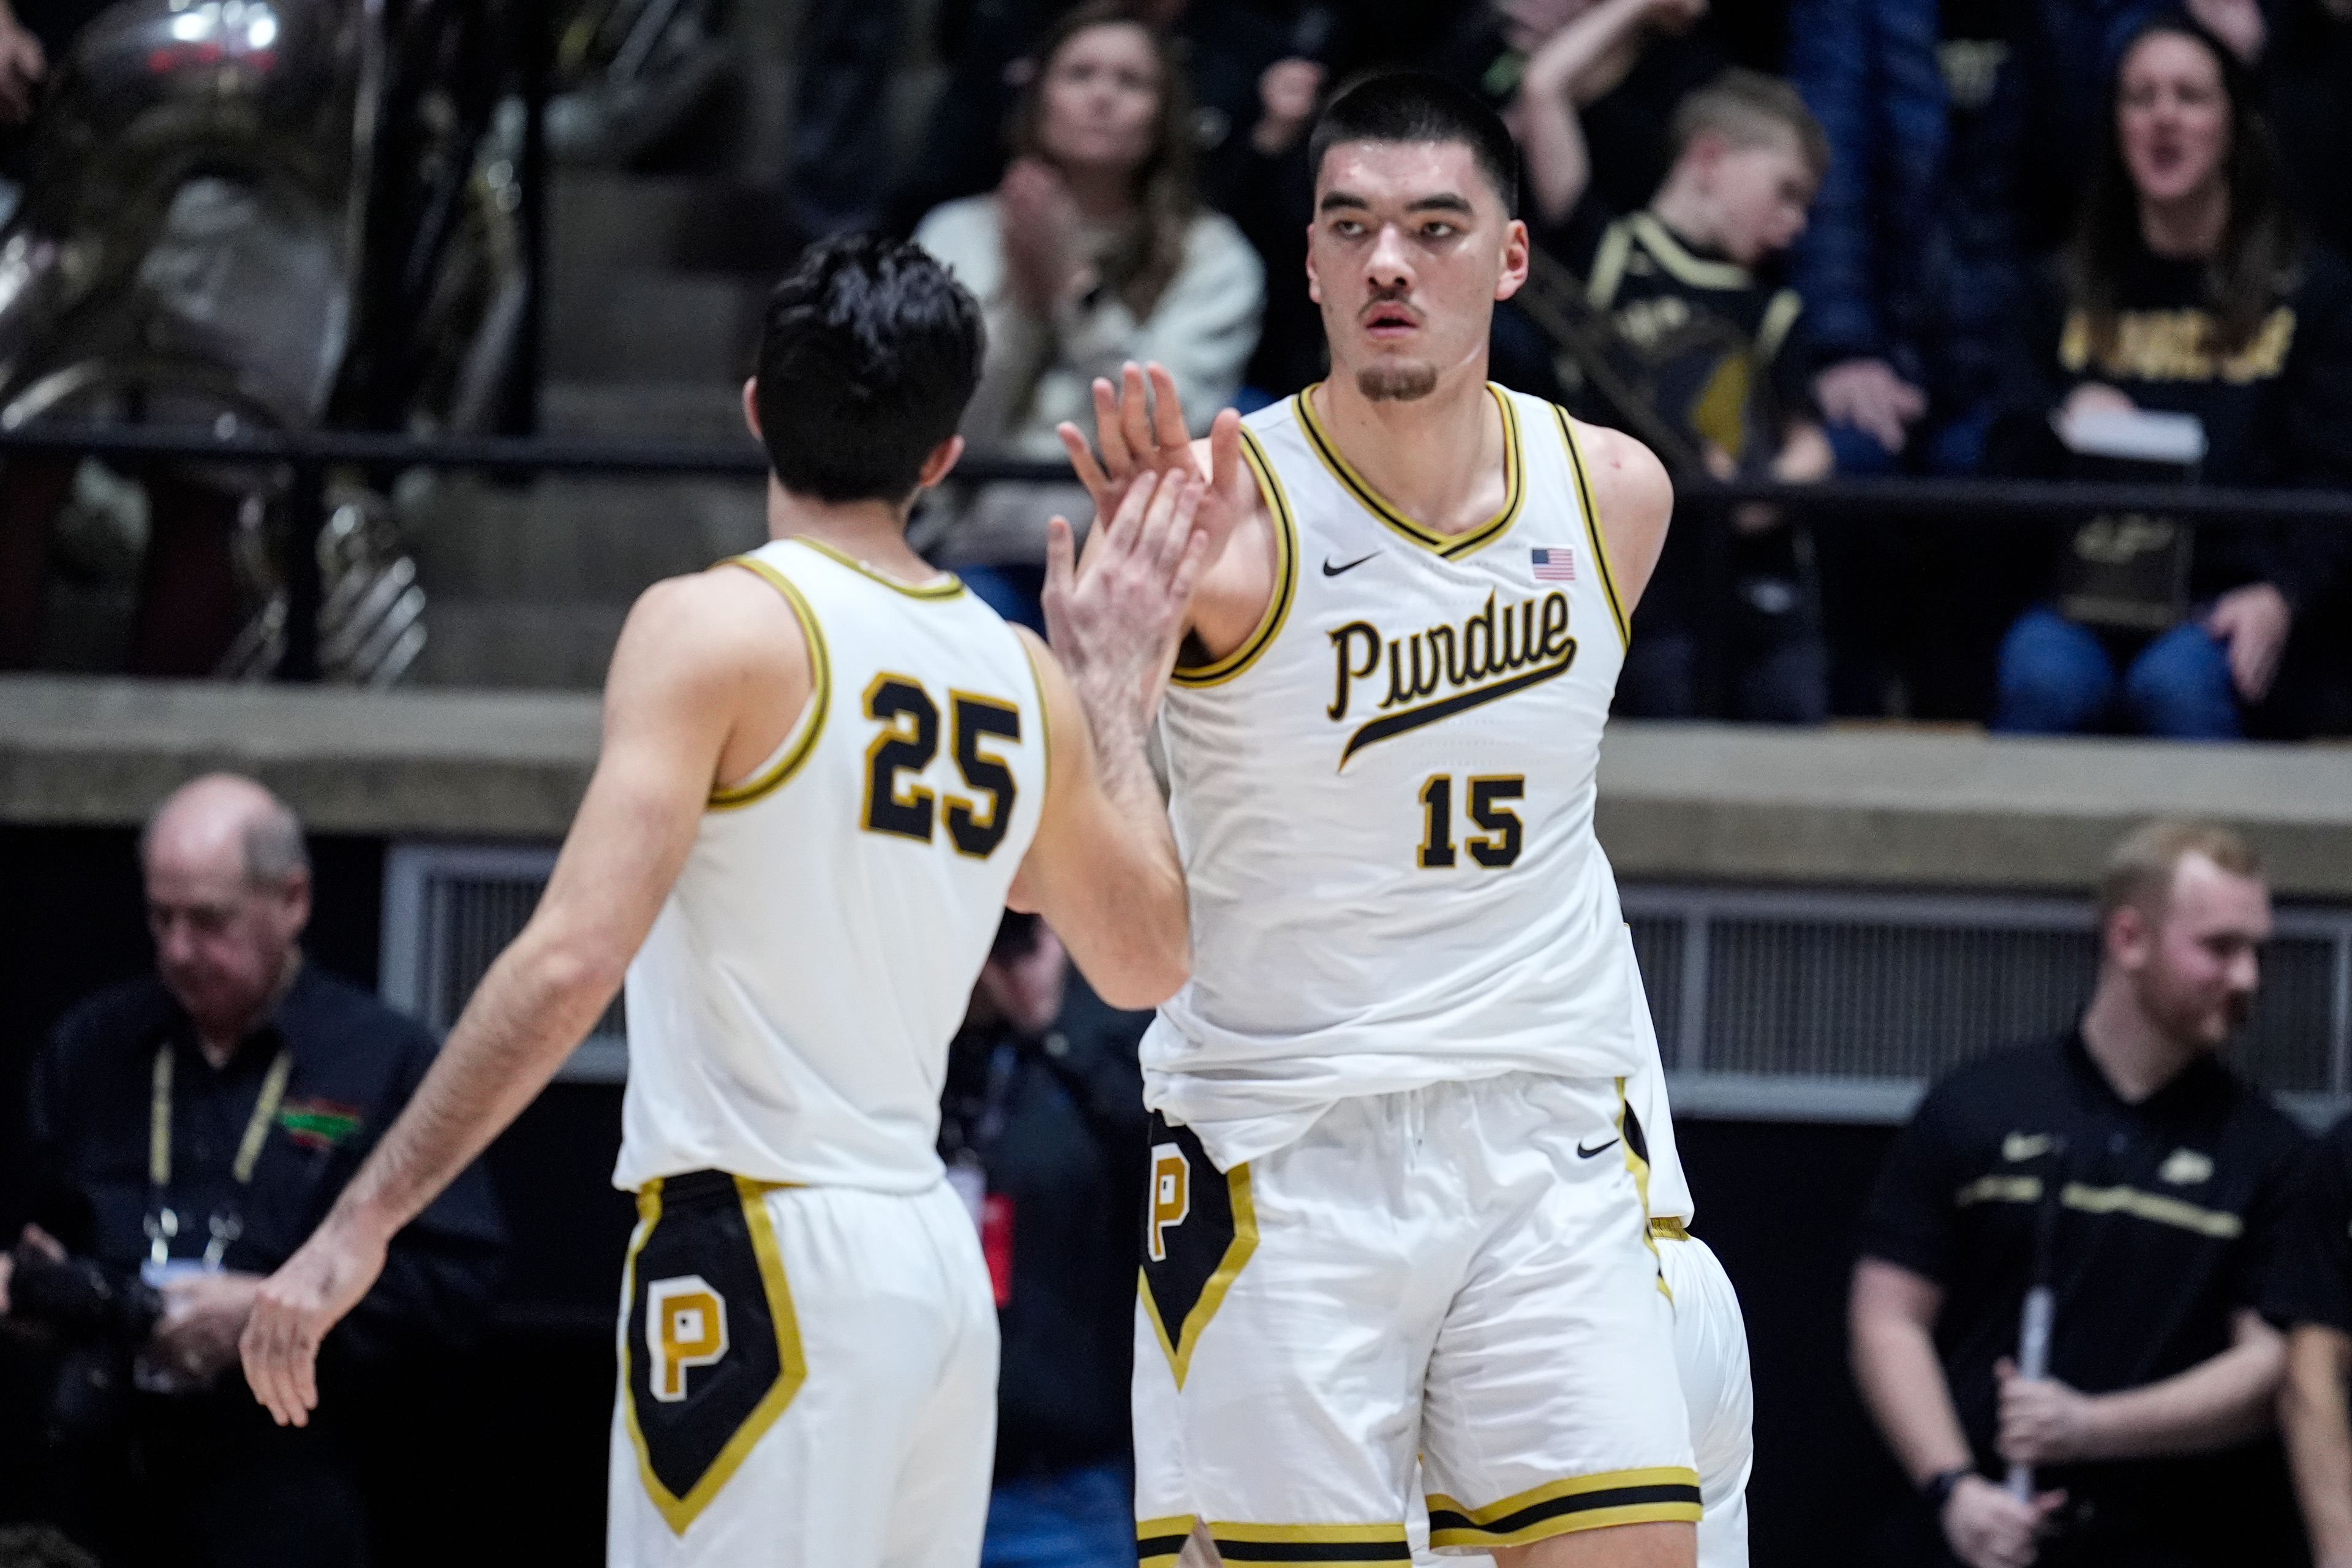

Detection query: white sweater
(913, 194), (1266, 564)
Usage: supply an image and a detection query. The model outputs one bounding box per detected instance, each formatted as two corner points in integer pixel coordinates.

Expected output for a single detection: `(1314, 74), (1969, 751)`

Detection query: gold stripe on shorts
(1210, 1520), (1411, 1565)
(1136, 1515), (1196, 1568)
(1427, 1467), (1704, 1548)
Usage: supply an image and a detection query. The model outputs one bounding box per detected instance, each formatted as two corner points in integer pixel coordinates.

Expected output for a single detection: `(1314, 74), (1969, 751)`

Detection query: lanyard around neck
(149, 1041), (293, 1191)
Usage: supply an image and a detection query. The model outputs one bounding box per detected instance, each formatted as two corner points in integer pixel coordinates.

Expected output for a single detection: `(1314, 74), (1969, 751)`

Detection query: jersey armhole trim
(707, 555), (832, 810)
(1551, 407), (1632, 649)
(1016, 632), (1053, 802)
(1170, 425), (1298, 687)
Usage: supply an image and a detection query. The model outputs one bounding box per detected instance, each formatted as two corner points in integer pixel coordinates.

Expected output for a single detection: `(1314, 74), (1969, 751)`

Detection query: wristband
(1920, 1468), (1972, 1512)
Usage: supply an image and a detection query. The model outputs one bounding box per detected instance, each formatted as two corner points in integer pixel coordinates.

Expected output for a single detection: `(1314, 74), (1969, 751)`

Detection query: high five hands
(1056, 361), (1255, 578)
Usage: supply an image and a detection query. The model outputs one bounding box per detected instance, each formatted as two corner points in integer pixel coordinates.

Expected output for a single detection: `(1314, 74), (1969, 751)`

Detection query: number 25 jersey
(1145, 385), (1642, 1170)
(614, 537), (1049, 1195)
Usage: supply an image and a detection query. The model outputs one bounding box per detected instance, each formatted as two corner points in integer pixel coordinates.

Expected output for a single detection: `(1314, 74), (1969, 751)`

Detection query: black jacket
(21, 966), (504, 1371)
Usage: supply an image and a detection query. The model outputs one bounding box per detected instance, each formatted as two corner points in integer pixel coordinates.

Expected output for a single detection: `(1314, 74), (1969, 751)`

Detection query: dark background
(0, 824), (1899, 1568)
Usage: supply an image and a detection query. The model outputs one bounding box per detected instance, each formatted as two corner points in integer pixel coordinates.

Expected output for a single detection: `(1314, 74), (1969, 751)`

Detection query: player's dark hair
(752, 233), (984, 506)
(1308, 72), (1520, 219)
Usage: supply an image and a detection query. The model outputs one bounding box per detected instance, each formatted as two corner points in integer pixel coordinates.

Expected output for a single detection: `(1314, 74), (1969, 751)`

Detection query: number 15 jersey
(614, 537), (1049, 1196)
(1144, 385), (1642, 1170)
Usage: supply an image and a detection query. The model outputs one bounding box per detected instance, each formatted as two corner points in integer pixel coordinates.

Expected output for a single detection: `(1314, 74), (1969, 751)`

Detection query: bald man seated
(0, 774), (505, 1568)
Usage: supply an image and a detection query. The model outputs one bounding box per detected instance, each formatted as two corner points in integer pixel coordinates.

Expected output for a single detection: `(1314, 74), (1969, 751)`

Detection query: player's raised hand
(1042, 466), (1210, 727)
(238, 1215), (389, 1427)
(1056, 362), (1254, 571)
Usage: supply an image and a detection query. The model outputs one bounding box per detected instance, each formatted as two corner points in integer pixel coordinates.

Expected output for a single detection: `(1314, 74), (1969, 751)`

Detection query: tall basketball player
(239, 235), (1215, 1568)
(1057, 75), (1702, 1568)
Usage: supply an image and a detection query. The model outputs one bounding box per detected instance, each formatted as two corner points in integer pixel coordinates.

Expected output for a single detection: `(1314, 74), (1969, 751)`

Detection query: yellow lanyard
(149, 1042), (293, 1191)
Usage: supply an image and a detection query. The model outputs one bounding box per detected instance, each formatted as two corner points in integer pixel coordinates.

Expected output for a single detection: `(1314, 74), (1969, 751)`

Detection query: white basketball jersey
(1145, 384), (1643, 1169)
(614, 536), (1049, 1194)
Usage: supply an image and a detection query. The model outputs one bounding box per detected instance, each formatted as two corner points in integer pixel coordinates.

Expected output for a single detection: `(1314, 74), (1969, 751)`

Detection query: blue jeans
(1992, 606), (2241, 739)
(982, 1461), (1136, 1568)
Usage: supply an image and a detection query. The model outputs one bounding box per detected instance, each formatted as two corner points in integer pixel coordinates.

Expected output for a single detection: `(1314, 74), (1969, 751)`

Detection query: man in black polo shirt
(2275, 1112), (2352, 1568)
(0, 774), (502, 1568)
(1852, 819), (2306, 1568)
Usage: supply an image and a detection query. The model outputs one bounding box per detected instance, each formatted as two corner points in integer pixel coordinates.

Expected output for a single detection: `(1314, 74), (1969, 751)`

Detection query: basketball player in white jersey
(238, 235), (1219, 1567)
(1055, 75), (1702, 1568)
(1412, 930), (1755, 1568)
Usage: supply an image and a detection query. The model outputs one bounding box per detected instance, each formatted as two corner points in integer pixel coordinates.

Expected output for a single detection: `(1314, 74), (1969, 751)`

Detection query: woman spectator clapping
(913, 2), (1264, 628)
(1989, 12), (2352, 738)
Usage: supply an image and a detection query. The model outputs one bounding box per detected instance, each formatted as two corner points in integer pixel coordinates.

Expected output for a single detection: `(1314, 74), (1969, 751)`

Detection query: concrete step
(548, 170), (799, 277)
(405, 472), (767, 603)
(538, 380), (756, 444)
(543, 266), (771, 383)
(409, 600), (627, 690)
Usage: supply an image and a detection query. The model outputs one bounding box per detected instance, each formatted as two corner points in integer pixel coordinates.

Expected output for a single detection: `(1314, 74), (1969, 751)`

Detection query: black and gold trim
(1137, 1515), (1197, 1568)
(1172, 426), (1298, 687)
(1618, 1082), (1670, 1302)
(790, 535), (965, 599)
(1139, 1114), (1259, 1388)
(1210, 1521), (1411, 1565)
(1294, 383), (1525, 560)
(619, 1171), (808, 1535)
(1649, 1215), (1690, 1242)
(1551, 406), (1631, 647)
(709, 556), (832, 810)
(1426, 1468), (1704, 1548)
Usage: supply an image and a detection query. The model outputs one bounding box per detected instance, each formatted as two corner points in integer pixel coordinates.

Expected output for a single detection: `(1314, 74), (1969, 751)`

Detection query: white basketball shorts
(1133, 1071), (1699, 1564)
(1403, 1226), (1753, 1568)
(1656, 1231), (1753, 1568)
(606, 1170), (997, 1568)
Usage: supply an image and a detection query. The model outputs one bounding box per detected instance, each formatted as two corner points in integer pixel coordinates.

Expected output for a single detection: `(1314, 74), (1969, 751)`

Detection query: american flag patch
(1530, 546), (1576, 581)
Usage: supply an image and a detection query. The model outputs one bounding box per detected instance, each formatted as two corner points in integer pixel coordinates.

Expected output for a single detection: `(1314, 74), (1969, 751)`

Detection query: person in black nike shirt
(1852, 820), (2306, 1568)
(1989, 12), (2352, 739)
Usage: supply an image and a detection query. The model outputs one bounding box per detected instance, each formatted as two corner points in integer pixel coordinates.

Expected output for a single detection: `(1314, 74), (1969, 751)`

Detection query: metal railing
(6, 418), (2350, 682)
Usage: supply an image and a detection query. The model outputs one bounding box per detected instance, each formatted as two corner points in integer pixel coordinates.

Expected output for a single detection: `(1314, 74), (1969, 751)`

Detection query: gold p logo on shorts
(1148, 1142), (1191, 1262)
(646, 1274), (729, 1403)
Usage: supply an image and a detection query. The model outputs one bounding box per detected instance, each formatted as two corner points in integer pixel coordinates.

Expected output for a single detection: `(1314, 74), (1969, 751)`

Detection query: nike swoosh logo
(1322, 552), (1379, 577)
(1577, 1136), (1621, 1159)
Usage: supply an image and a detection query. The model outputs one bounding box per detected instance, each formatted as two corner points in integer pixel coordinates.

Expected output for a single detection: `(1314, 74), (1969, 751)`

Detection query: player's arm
(2284, 1324), (2352, 1568)
(1057, 360), (1276, 664)
(240, 571), (796, 1427)
(1009, 468), (1209, 1009)
(1573, 418), (1675, 614)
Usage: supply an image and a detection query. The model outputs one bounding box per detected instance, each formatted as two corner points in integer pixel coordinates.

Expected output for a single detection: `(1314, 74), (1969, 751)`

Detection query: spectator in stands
(1987, 13), (2352, 740)
(2272, 1109), (2352, 1568)
(940, 913), (1150, 1568)
(913, 1), (1262, 629)
(1442, 0), (1729, 218)
(1785, 0), (2054, 721)
(0, 774), (502, 1568)
(1518, 47), (1834, 721)
(889, 0), (1296, 236)
(1851, 819), (2305, 1568)
(1434, 0), (1728, 404)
